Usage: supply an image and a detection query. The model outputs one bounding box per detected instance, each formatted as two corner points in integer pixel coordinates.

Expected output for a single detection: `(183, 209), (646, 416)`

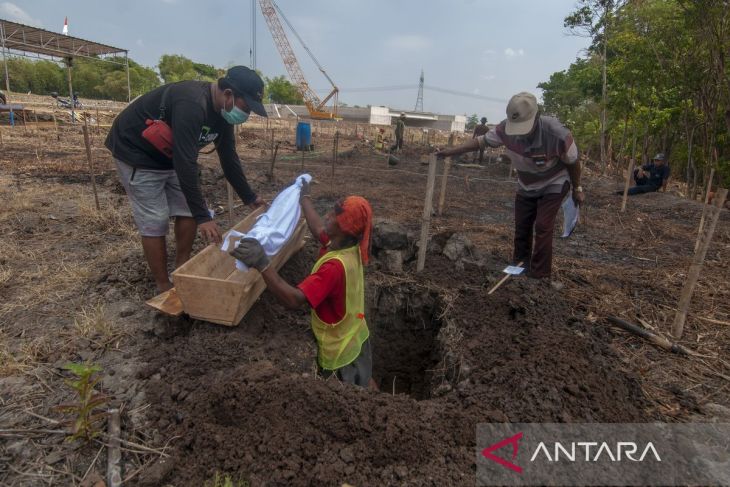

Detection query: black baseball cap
(224, 66), (267, 117)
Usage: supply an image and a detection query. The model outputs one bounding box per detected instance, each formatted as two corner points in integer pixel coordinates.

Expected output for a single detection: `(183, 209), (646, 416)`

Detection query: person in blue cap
(106, 66), (268, 293)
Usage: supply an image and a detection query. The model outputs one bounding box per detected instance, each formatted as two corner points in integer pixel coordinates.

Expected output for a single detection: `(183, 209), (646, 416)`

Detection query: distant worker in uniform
(391, 113), (406, 152)
(437, 92), (582, 279)
(375, 127), (385, 151)
(105, 66), (268, 293)
(621, 153), (670, 195)
(472, 116), (489, 163)
(231, 179), (376, 389)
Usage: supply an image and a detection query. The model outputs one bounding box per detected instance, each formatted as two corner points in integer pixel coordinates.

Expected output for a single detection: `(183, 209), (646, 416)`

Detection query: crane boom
(258, 0), (338, 119)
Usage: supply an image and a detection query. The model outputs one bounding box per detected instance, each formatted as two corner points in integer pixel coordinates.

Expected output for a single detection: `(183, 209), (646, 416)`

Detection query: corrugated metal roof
(0, 18), (126, 60)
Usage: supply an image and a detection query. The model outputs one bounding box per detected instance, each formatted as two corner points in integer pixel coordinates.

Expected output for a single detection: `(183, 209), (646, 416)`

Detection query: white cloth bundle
(221, 174), (312, 271)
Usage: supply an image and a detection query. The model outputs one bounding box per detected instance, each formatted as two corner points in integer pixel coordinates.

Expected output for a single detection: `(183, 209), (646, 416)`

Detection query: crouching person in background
(231, 179), (377, 389)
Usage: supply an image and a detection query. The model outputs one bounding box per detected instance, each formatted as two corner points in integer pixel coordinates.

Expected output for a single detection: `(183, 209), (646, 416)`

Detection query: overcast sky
(3, 0), (590, 121)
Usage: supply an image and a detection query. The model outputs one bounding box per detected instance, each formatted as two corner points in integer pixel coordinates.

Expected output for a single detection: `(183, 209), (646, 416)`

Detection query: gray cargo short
(320, 338), (373, 388)
(115, 159), (192, 237)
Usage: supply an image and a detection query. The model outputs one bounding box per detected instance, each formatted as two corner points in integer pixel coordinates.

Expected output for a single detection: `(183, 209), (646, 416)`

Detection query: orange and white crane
(258, 0), (339, 119)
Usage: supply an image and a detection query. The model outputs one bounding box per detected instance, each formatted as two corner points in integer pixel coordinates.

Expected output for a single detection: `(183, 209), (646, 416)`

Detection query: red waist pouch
(141, 119), (173, 158)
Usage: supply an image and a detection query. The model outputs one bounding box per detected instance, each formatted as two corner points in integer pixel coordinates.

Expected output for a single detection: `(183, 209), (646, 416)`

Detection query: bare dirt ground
(1, 122), (729, 486)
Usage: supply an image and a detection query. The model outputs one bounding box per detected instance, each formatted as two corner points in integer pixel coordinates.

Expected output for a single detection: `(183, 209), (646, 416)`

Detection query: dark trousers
(390, 137), (403, 152)
(630, 170), (660, 195)
(473, 148), (485, 163)
(627, 185), (659, 195)
(513, 182), (570, 278)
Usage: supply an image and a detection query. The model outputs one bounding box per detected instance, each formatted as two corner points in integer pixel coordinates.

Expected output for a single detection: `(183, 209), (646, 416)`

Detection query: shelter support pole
(65, 57), (75, 124)
(125, 52), (131, 102)
(0, 22), (9, 93)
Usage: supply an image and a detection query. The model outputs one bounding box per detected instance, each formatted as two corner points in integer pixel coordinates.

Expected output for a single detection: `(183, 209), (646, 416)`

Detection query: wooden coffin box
(170, 208), (307, 326)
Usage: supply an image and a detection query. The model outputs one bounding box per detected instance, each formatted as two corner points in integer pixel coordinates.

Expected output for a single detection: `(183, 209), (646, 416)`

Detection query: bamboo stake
(417, 155), (438, 272)
(0, 127), (3, 147)
(437, 157), (452, 215)
(621, 133), (638, 212)
(228, 125), (239, 223)
(488, 261), (524, 295)
(672, 188), (728, 338)
(95, 107), (100, 135)
(620, 157), (635, 212)
(695, 166), (715, 252)
(269, 142), (280, 179)
(331, 131), (339, 194)
(607, 317), (694, 355)
(81, 121), (101, 211)
(52, 112), (60, 141)
(227, 183), (234, 227)
(106, 408), (122, 487)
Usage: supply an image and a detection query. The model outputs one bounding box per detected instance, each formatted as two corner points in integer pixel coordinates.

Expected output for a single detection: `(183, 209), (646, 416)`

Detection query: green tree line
(539, 0), (730, 192)
(2, 54), (303, 105)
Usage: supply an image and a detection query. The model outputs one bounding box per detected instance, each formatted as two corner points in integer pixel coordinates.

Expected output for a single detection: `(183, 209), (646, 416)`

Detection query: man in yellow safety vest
(231, 180), (376, 389)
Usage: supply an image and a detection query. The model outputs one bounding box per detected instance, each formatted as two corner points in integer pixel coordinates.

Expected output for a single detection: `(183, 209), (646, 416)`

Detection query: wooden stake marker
(695, 167), (715, 252)
(417, 155), (438, 272)
(672, 188), (728, 338)
(107, 408), (122, 487)
(437, 157), (452, 215)
(608, 316), (694, 355)
(227, 183), (235, 227)
(52, 112), (60, 141)
(621, 157), (635, 212)
(488, 261), (524, 295)
(82, 121), (101, 211)
(331, 131), (339, 193)
(269, 141), (280, 179)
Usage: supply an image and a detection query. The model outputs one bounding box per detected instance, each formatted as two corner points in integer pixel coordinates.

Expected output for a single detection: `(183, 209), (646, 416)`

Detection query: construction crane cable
(424, 85), (507, 103)
(313, 84), (507, 103)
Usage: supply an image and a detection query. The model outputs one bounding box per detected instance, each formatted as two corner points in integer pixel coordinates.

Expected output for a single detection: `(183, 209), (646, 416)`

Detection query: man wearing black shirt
(105, 66), (267, 293)
(627, 153), (670, 195)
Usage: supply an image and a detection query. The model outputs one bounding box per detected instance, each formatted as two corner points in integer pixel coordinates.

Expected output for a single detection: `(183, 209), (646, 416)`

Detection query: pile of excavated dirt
(135, 242), (655, 486)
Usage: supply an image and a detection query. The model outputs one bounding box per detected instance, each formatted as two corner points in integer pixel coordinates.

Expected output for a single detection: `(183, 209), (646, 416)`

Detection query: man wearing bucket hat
(436, 92), (582, 279)
(231, 179), (377, 389)
(106, 66), (267, 293)
(625, 153), (670, 195)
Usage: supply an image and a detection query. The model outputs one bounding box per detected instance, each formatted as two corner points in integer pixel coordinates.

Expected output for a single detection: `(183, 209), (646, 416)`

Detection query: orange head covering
(335, 196), (373, 264)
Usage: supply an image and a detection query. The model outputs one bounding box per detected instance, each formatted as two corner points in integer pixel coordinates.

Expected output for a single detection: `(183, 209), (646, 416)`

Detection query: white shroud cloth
(221, 174), (312, 271)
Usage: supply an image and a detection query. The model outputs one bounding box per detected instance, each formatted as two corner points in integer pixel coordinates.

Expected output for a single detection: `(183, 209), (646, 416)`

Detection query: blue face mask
(220, 94), (250, 125)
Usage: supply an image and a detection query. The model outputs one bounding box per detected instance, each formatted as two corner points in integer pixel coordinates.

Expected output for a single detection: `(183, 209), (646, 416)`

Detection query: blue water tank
(296, 121), (312, 150)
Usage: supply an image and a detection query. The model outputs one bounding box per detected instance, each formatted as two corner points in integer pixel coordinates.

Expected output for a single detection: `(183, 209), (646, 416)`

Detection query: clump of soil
(137, 247), (655, 486)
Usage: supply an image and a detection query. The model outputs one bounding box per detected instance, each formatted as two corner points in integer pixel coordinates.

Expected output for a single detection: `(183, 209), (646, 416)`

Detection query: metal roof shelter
(0, 18), (130, 121)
